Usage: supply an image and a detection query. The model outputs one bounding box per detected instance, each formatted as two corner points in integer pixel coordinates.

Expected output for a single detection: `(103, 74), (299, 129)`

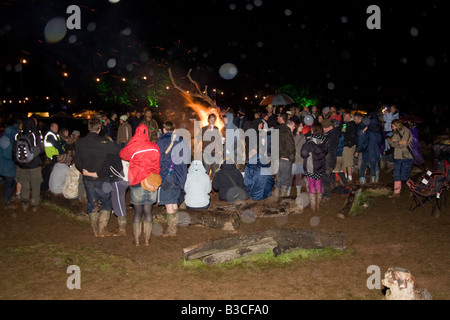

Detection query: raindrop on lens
(426, 55), (435, 67)
(68, 34), (77, 44)
(44, 17), (67, 43)
(410, 27), (419, 37)
(87, 22), (96, 32)
(219, 63), (238, 80)
(284, 9), (292, 16)
(14, 64), (22, 72)
(341, 16), (348, 23)
(254, 0), (263, 7)
(107, 58), (117, 68)
(327, 82), (335, 90)
(310, 216), (320, 227)
(229, 3), (236, 10)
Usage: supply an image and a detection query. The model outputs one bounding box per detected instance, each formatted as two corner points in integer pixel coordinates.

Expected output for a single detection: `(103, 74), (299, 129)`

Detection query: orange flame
(181, 92), (224, 132)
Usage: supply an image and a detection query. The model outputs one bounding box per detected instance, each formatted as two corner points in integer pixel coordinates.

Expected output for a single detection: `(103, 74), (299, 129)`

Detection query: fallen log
(182, 228), (346, 266)
(177, 209), (240, 231)
(338, 183), (392, 219)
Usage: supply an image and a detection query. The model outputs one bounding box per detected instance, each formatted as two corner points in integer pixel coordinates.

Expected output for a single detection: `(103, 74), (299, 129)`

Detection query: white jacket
(184, 160), (211, 208)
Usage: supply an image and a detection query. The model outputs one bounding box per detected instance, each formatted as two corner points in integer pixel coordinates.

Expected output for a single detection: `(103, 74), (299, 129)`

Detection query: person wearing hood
(120, 124), (160, 246)
(157, 121), (190, 236)
(301, 122), (328, 211)
(244, 152), (274, 201)
(184, 160), (211, 209)
(0, 123), (18, 209)
(15, 117), (44, 212)
(357, 115), (383, 183)
(75, 117), (122, 237)
(212, 158), (249, 202)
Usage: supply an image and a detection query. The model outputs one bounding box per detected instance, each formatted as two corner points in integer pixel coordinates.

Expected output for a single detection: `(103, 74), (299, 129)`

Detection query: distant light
(166, 86), (170, 90)
(45, 96), (50, 100)
(22, 59), (27, 64)
(96, 78), (100, 82)
(122, 78), (126, 82)
(63, 72), (68, 77)
(142, 76), (147, 80)
(109, 0), (120, 3)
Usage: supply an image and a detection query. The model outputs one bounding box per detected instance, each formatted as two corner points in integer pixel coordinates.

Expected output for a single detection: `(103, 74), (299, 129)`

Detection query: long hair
(391, 119), (403, 131)
(311, 122), (324, 135)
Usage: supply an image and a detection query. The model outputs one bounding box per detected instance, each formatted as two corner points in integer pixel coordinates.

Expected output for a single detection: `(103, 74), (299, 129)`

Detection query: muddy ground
(0, 167), (449, 301)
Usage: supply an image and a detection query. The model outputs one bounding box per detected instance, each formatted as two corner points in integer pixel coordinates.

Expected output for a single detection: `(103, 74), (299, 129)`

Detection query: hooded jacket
(0, 126), (18, 177)
(212, 162), (249, 202)
(119, 124), (160, 186)
(360, 117), (383, 162)
(278, 123), (295, 163)
(184, 160), (211, 208)
(301, 134), (328, 178)
(244, 154), (274, 201)
(157, 131), (189, 189)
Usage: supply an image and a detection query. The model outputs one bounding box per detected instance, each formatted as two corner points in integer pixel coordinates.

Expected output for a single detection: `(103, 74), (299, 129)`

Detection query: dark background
(0, 0), (448, 121)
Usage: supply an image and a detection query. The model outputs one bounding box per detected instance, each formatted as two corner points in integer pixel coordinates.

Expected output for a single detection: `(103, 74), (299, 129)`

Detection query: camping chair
(407, 161), (449, 217)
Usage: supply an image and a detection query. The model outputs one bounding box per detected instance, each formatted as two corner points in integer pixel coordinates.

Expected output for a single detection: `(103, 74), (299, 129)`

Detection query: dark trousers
(1, 176), (16, 206)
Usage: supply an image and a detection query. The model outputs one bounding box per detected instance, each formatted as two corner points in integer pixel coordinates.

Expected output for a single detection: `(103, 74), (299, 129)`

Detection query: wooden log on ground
(382, 267), (432, 300)
(338, 183), (392, 219)
(182, 228), (346, 266)
(177, 209), (240, 231)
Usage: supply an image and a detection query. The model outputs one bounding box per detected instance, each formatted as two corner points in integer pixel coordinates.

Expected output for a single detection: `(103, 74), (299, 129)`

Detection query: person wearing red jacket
(120, 124), (160, 246)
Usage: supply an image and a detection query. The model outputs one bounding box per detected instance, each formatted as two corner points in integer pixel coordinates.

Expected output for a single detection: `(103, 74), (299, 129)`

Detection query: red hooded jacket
(119, 124), (160, 186)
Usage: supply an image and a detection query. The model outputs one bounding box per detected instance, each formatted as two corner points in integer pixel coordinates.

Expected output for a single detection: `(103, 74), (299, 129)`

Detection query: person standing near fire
(202, 113), (222, 179)
(140, 107), (160, 143)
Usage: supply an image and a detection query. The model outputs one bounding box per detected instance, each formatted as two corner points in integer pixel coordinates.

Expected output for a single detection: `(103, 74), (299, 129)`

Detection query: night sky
(0, 0), (448, 114)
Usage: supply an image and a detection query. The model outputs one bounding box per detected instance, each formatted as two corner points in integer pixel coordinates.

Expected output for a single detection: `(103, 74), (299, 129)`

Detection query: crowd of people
(0, 103), (424, 246)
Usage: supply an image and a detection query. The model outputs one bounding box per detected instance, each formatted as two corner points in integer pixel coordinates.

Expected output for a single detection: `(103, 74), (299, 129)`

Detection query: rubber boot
(360, 177), (366, 184)
(295, 185), (302, 203)
(389, 181), (402, 198)
(371, 176), (376, 183)
(89, 212), (99, 237)
(316, 193), (322, 211)
(271, 187), (280, 199)
(163, 212), (178, 237)
(309, 193), (317, 211)
(98, 210), (113, 237)
(280, 186), (288, 198)
(143, 222), (153, 246)
(133, 222), (142, 246)
(114, 216), (127, 237)
(375, 172), (380, 183)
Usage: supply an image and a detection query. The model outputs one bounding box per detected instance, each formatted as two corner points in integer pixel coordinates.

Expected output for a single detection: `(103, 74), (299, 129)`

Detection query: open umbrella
(260, 93), (294, 106)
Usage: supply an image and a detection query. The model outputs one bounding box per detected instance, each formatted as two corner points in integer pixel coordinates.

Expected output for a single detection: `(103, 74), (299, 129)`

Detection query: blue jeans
(84, 180), (113, 213)
(393, 158), (413, 182)
(360, 160), (378, 179)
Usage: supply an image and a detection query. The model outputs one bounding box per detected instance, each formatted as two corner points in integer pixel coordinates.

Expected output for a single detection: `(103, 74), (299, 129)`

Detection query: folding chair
(407, 161), (449, 217)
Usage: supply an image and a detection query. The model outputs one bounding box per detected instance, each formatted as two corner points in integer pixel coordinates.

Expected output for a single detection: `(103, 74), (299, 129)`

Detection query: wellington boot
(280, 186), (288, 198)
(163, 212), (178, 237)
(388, 181), (402, 198)
(98, 210), (113, 237)
(316, 193), (322, 211)
(271, 188), (280, 200)
(133, 222), (142, 246)
(114, 216), (127, 237)
(89, 212), (99, 237)
(143, 222), (153, 246)
(309, 193), (317, 211)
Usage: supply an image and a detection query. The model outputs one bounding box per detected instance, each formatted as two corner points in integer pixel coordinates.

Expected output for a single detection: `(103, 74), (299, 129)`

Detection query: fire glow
(181, 91), (224, 131)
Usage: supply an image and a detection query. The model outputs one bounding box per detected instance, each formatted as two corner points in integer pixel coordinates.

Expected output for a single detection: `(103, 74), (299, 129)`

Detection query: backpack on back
(14, 130), (39, 164)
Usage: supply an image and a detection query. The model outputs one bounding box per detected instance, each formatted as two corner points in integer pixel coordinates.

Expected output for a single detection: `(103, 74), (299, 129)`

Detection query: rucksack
(14, 130), (39, 164)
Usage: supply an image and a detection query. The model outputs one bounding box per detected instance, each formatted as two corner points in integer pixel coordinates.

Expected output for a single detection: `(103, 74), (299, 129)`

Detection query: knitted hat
(57, 153), (72, 165)
(120, 115), (128, 121)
